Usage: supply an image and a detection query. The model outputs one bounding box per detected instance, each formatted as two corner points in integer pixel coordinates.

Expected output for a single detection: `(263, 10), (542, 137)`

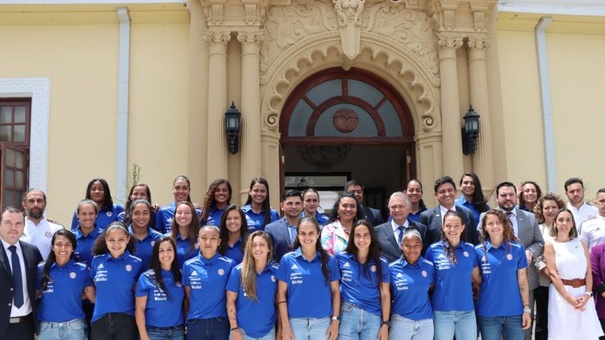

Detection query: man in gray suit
(375, 192), (427, 262)
(265, 189), (303, 262)
(481, 181), (544, 340)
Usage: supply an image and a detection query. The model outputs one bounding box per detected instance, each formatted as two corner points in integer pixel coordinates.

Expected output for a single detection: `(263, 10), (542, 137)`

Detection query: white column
(203, 31), (231, 180)
(237, 31), (264, 203)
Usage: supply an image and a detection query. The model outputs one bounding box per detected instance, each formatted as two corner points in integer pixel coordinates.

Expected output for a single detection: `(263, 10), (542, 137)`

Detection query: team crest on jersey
(463, 251), (469, 258)
(271, 275), (276, 282)
(422, 270), (427, 277)
(151, 241), (155, 246)
(370, 265), (376, 272)
(126, 264), (132, 272)
(506, 254), (513, 261)
(69, 272), (76, 279)
(107, 211), (112, 217)
(45, 231), (52, 238)
(218, 269), (224, 276)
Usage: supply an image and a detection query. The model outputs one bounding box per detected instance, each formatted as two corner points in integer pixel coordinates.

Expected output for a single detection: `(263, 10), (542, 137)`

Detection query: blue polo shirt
(475, 241), (528, 317)
(129, 226), (163, 270)
(389, 257), (434, 321)
(36, 260), (93, 322)
(408, 211), (422, 223)
(301, 212), (330, 226)
(242, 205), (280, 232)
(337, 252), (390, 316)
(226, 262), (279, 337)
(276, 248), (340, 318)
(425, 241), (478, 311)
(155, 202), (203, 234)
(71, 204), (124, 230)
(171, 233), (199, 268)
(225, 238), (244, 265)
(135, 269), (185, 328)
(455, 197), (489, 228)
(203, 205), (226, 226)
(182, 253), (235, 320)
(73, 225), (104, 266)
(90, 250), (143, 322)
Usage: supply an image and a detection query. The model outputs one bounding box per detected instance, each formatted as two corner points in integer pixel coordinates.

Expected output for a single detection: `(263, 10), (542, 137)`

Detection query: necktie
(506, 212), (514, 225)
(288, 226), (297, 243)
(8, 245), (24, 308)
(397, 226), (405, 245)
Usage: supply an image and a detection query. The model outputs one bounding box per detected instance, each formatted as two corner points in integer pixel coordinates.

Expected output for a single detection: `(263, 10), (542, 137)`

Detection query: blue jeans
(478, 315), (524, 340)
(338, 302), (382, 340)
(433, 310), (477, 340)
(289, 317), (330, 340)
(186, 317), (229, 340)
(390, 314), (433, 340)
(147, 325), (184, 340)
(38, 318), (87, 340)
(230, 327), (275, 340)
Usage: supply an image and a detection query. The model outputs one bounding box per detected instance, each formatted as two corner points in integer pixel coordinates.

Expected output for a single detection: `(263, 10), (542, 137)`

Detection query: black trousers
(7, 313), (35, 340)
(91, 312), (137, 340)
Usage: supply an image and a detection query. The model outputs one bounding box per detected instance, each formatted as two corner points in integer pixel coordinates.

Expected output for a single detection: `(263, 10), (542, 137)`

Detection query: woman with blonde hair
(226, 231), (278, 340)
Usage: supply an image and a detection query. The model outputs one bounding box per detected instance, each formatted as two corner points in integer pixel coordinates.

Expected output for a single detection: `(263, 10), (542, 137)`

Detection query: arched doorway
(280, 67), (415, 218)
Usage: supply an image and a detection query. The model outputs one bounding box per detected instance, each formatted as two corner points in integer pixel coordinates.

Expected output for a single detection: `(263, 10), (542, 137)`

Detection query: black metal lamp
(225, 101), (241, 154)
(462, 105), (480, 155)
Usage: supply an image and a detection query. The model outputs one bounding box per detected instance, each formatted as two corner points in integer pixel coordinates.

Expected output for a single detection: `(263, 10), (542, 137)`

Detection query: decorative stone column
(238, 31), (264, 203)
(468, 36), (494, 190)
(203, 31), (231, 181)
(438, 35), (465, 178)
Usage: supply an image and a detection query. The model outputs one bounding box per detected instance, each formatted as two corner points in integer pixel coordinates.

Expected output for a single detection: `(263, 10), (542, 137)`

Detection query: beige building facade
(0, 0), (603, 221)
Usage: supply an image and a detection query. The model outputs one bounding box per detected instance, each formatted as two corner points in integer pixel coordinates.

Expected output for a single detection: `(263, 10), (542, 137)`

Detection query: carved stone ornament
(333, 109), (359, 133)
(467, 36), (492, 50)
(333, 0), (365, 60)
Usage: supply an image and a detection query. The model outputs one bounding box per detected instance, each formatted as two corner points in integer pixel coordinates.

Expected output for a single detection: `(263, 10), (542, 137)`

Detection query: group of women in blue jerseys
(35, 175), (539, 340)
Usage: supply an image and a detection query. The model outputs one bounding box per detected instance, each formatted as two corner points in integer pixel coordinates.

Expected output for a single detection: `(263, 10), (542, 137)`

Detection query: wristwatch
(382, 320), (391, 327)
(523, 306), (531, 314)
(585, 291), (594, 298)
(331, 316), (340, 322)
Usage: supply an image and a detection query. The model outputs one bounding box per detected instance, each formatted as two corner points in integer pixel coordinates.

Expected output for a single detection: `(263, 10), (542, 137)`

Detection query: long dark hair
(40, 229), (77, 291)
(328, 192), (365, 222)
(145, 236), (182, 300)
(344, 219), (383, 284)
(201, 178), (232, 223)
(123, 184), (154, 226)
(479, 209), (518, 262)
(441, 210), (465, 265)
(218, 205), (249, 257)
(170, 202), (200, 250)
(459, 172), (489, 213)
(92, 221), (136, 256)
(407, 179), (427, 211)
(129, 199), (154, 229)
(291, 217), (331, 284)
(85, 178), (113, 211)
(244, 178), (272, 229)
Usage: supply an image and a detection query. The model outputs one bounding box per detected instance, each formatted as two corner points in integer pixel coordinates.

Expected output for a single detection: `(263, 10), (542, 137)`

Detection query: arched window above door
(280, 67), (414, 144)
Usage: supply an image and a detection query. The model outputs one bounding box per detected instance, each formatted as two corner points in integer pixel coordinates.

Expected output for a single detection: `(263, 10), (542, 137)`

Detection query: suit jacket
(375, 220), (428, 263)
(480, 207), (544, 290)
(265, 217), (295, 263)
(419, 205), (479, 247)
(362, 206), (384, 227)
(0, 240), (42, 337)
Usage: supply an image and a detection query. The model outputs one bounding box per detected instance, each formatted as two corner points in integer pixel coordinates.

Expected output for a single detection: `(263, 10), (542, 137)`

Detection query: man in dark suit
(0, 206), (43, 339)
(375, 192), (428, 262)
(265, 189), (303, 262)
(481, 181), (543, 340)
(344, 180), (384, 226)
(419, 176), (478, 246)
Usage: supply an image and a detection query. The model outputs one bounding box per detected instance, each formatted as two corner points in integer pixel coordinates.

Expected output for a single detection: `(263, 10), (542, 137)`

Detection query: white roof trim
(498, 1), (605, 16)
(0, 0), (186, 4)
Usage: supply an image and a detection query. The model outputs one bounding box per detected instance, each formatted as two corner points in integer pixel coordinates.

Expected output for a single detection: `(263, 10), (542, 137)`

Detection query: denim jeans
(91, 313), (137, 340)
(186, 317), (229, 340)
(338, 302), (382, 340)
(433, 310), (476, 340)
(230, 327), (275, 340)
(478, 315), (524, 340)
(38, 318), (87, 340)
(390, 314), (433, 340)
(289, 317), (330, 340)
(147, 325), (185, 340)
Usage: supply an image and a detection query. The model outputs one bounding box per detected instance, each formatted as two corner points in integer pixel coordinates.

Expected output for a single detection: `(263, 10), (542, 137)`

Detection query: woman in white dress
(544, 208), (603, 340)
